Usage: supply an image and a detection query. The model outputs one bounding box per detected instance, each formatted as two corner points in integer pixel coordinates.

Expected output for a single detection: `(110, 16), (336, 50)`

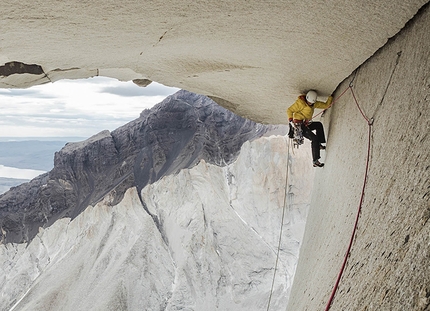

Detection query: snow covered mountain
(0, 91), (313, 310)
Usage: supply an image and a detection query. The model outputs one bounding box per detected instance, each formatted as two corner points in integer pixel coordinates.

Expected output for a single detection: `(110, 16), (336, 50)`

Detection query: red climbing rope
(311, 86), (350, 120)
(350, 86), (371, 124)
(324, 86), (373, 310)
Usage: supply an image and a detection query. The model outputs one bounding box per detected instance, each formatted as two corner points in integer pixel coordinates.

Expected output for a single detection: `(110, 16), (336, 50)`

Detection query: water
(0, 165), (46, 180)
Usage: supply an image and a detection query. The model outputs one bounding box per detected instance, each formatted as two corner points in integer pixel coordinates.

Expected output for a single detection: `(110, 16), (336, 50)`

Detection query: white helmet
(306, 90), (317, 104)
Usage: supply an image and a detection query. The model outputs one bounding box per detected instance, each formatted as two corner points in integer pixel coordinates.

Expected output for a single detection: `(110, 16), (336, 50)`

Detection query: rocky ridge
(0, 135), (312, 311)
(0, 90), (284, 244)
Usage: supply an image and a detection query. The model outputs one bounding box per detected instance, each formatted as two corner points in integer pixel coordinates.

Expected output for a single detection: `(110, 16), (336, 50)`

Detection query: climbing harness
(290, 122), (304, 148)
(289, 84), (352, 148)
(266, 137), (291, 311)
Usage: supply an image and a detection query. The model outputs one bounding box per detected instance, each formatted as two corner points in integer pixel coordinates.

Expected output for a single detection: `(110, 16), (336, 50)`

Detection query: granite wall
(287, 4), (429, 311)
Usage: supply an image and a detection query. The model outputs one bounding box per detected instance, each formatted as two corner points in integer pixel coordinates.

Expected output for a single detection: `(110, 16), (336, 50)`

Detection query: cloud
(0, 88), (55, 98)
(0, 77), (180, 138)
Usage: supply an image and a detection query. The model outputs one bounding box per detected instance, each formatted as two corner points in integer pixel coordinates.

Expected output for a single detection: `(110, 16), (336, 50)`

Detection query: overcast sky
(0, 77), (179, 139)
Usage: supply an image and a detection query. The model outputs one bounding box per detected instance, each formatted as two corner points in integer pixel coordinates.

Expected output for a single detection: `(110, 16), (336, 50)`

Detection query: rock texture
(287, 4), (430, 311)
(0, 1), (427, 123)
(0, 136), (313, 311)
(0, 1), (429, 310)
(0, 91), (282, 244)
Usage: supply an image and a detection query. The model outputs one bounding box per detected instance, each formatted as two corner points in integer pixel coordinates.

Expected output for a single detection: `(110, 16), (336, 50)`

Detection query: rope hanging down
(267, 75), (370, 311)
(266, 86), (346, 310)
(266, 137), (291, 311)
(324, 84), (373, 311)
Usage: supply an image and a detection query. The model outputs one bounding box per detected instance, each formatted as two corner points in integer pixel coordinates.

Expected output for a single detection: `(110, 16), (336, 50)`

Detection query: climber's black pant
(301, 121), (326, 162)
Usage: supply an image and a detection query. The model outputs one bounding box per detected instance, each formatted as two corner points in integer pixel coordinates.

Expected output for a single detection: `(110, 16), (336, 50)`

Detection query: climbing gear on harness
(306, 90), (318, 104)
(320, 144), (326, 150)
(289, 121), (304, 148)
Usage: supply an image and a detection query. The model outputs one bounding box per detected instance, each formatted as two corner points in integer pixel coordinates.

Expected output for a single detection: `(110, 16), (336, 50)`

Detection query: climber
(287, 90), (333, 167)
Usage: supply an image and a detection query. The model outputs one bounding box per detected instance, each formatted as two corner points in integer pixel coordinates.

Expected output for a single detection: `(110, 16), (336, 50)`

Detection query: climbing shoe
(313, 160), (324, 167)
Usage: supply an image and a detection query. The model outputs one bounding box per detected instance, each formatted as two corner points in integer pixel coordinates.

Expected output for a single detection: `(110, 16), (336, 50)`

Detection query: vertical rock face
(0, 136), (313, 311)
(287, 4), (430, 311)
(0, 90), (281, 244)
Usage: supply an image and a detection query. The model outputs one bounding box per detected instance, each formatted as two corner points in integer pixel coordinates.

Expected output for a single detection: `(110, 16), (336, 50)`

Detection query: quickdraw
(290, 122), (304, 148)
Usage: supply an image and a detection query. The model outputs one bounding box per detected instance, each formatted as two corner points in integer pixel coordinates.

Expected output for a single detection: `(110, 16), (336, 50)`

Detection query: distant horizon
(0, 136), (87, 142)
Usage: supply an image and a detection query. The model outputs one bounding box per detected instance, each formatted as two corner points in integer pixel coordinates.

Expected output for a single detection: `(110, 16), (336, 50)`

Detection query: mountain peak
(0, 91), (284, 244)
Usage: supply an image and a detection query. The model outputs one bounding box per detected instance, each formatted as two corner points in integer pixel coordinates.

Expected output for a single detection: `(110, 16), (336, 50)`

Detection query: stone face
(0, 90), (283, 244)
(287, 4), (430, 311)
(0, 2), (429, 310)
(0, 1), (427, 123)
(0, 136), (313, 311)
(0, 188), (177, 311)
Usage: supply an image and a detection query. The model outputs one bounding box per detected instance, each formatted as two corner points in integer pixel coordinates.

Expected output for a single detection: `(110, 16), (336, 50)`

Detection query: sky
(0, 77), (180, 139)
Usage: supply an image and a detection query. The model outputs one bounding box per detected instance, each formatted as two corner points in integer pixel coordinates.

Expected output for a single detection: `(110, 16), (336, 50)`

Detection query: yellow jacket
(287, 95), (333, 121)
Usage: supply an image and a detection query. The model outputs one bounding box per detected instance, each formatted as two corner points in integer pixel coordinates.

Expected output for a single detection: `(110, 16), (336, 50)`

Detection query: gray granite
(0, 90), (283, 244)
